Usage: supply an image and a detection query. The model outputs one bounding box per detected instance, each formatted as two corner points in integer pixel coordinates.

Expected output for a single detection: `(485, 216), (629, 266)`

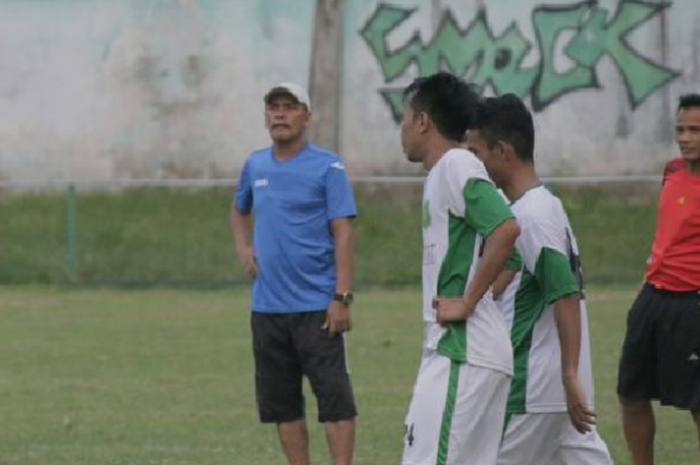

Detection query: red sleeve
(663, 158), (685, 184)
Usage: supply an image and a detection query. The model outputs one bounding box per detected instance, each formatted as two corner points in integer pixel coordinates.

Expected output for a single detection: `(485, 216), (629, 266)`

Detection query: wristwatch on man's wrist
(333, 292), (354, 306)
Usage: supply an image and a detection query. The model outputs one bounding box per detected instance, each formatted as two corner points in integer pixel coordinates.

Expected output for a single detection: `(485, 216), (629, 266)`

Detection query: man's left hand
(563, 375), (596, 434)
(325, 300), (352, 336)
(433, 297), (475, 323)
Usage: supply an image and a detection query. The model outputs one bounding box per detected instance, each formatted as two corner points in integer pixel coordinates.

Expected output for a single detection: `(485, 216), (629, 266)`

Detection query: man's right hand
(238, 246), (258, 278)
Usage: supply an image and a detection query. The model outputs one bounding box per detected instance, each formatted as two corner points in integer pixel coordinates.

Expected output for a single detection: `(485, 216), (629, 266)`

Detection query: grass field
(0, 285), (696, 464)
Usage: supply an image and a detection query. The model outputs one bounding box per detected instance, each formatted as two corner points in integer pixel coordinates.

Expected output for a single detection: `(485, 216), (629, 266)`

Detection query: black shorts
(617, 283), (700, 410)
(251, 311), (357, 423)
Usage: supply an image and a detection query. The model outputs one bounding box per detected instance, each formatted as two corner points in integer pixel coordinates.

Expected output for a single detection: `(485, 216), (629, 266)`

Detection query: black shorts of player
(617, 283), (700, 410)
(251, 310), (357, 423)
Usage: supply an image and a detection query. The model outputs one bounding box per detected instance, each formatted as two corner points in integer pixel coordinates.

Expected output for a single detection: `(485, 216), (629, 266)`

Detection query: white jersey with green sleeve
(498, 185), (594, 413)
(421, 148), (514, 376)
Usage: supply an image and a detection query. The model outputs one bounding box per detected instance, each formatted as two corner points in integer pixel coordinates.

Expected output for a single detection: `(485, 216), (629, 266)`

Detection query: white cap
(264, 82), (311, 111)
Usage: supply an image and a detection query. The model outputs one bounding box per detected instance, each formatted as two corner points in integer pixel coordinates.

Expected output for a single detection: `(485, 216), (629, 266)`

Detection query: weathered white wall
(0, 0), (314, 182)
(0, 0), (697, 181)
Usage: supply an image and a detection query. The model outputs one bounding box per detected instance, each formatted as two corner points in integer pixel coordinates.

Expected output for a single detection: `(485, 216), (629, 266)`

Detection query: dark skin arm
(492, 269), (517, 300)
(554, 292), (597, 434)
(230, 206), (257, 278)
(325, 217), (355, 335)
(434, 218), (520, 321)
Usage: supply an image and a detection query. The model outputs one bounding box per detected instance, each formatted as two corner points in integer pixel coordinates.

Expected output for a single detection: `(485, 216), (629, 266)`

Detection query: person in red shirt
(618, 93), (700, 465)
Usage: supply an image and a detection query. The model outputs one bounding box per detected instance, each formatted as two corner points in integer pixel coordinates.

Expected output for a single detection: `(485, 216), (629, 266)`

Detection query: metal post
(65, 184), (79, 283)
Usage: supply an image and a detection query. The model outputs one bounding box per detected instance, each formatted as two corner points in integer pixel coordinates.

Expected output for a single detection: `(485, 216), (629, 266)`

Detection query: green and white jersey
(498, 185), (594, 414)
(422, 148), (514, 376)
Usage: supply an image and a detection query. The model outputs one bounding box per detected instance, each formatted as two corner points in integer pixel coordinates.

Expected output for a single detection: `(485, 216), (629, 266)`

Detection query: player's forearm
(553, 293), (582, 379)
(464, 219), (520, 307)
(332, 218), (355, 293)
(230, 207), (252, 254)
(492, 269), (517, 300)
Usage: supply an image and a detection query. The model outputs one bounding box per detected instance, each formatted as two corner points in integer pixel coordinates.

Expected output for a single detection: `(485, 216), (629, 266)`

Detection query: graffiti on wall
(361, 1), (680, 122)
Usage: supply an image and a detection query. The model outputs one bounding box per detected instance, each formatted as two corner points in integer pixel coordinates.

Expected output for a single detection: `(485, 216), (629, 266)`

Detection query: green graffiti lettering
(532, 3), (598, 109)
(361, 1), (680, 120)
(379, 89), (405, 123)
(564, 2), (679, 108)
(469, 23), (538, 99)
(361, 5), (538, 121)
(360, 5), (419, 82)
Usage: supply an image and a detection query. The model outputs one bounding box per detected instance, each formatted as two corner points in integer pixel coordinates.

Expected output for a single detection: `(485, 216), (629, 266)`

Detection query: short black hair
(474, 94), (535, 163)
(678, 94), (700, 112)
(403, 72), (479, 142)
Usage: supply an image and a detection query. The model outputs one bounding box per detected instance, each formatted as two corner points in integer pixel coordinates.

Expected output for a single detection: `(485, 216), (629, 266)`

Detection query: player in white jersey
(400, 73), (520, 465)
(466, 94), (612, 465)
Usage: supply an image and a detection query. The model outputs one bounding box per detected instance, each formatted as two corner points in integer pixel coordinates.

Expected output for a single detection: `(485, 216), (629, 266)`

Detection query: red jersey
(646, 160), (700, 291)
(662, 157), (685, 181)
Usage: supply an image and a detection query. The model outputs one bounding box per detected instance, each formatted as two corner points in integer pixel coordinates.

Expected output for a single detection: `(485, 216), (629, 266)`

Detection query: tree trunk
(308, 0), (343, 152)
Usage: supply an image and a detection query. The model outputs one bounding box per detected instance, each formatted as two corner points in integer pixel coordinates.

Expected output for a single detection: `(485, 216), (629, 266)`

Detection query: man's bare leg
(692, 409), (700, 459)
(326, 418), (355, 465)
(620, 398), (655, 465)
(278, 419), (311, 465)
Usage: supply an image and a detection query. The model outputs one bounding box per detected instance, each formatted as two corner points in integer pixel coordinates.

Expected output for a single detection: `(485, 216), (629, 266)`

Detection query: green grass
(0, 285), (697, 464)
(0, 183), (657, 286)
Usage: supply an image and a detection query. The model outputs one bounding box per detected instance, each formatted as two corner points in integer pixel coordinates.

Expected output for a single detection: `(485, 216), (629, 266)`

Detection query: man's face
(400, 100), (424, 163)
(676, 107), (700, 163)
(264, 94), (310, 143)
(465, 129), (507, 187)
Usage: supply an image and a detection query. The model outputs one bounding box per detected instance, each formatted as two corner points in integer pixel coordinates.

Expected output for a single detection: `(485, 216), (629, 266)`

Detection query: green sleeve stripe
(463, 178), (514, 237)
(534, 247), (579, 304)
(504, 248), (523, 271)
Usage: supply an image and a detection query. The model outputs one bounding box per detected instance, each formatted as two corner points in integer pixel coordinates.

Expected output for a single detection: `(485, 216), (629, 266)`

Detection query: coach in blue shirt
(230, 82), (357, 465)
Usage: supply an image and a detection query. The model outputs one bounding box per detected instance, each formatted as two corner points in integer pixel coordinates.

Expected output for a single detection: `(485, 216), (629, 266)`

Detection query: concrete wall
(0, 0), (697, 181)
(0, 0), (314, 181)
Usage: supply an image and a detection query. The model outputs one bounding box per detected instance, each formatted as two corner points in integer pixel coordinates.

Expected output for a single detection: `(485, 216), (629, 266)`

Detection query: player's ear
(499, 141), (516, 161)
(418, 112), (430, 134)
(495, 140), (506, 159)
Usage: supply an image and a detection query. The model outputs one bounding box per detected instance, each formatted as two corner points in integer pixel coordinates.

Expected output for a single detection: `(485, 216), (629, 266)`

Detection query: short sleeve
(519, 220), (578, 303)
(234, 159), (253, 214)
(462, 178), (514, 237)
(534, 248), (579, 304)
(443, 152), (487, 217)
(325, 159), (357, 220)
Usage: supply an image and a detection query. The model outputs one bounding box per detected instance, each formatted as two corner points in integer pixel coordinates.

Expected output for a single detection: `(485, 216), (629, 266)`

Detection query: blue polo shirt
(234, 143), (357, 313)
